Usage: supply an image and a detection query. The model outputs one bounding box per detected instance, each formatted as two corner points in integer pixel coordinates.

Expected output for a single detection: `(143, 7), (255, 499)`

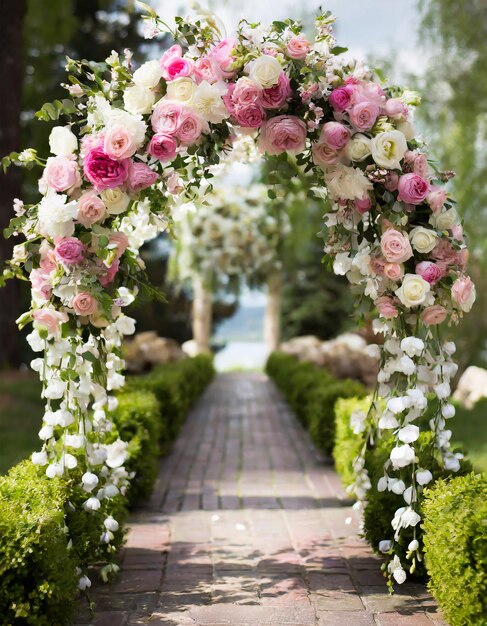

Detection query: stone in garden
(453, 365), (487, 408)
(124, 332), (186, 371)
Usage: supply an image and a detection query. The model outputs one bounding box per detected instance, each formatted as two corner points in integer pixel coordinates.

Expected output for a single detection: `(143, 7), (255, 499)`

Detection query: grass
(451, 399), (487, 473)
(0, 374), (43, 475)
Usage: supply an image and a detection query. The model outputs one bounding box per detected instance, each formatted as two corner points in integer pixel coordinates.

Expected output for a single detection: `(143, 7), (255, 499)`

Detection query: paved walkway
(76, 373), (446, 626)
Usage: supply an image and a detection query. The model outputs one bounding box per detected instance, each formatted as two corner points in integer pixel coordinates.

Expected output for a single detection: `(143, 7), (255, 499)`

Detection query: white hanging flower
(416, 469), (433, 485)
(84, 497), (101, 511)
(390, 444), (416, 469)
(32, 450), (48, 466)
(105, 439), (128, 469)
(379, 540), (392, 553)
(397, 424), (420, 443)
(78, 575), (92, 591)
(104, 516), (120, 532)
(400, 337), (425, 358)
(82, 472), (99, 492)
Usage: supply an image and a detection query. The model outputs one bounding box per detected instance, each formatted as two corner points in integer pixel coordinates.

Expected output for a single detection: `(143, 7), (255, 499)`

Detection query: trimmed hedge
(266, 352), (366, 457)
(422, 472), (487, 626)
(0, 354), (215, 626)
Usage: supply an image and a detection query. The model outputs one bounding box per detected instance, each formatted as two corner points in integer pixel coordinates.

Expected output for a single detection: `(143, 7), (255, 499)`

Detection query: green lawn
(0, 375), (43, 475)
(451, 400), (487, 473)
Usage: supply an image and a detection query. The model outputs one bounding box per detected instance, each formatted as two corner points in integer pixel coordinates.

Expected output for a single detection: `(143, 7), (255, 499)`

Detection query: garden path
(76, 373), (446, 626)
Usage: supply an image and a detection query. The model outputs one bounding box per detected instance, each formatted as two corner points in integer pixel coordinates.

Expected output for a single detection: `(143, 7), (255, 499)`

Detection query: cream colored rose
(123, 84), (155, 115)
(409, 226), (438, 253)
(370, 130), (408, 169)
(166, 77), (196, 104)
(396, 120), (416, 141)
(345, 133), (371, 162)
(248, 55), (282, 88)
(430, 208), (458, 231)
(325, 164), (373, 201)
(101, 188), (130, 215)
(133, 60), (163, 89)
(49, 126), (78, 156)
(395, 274), (431, 308)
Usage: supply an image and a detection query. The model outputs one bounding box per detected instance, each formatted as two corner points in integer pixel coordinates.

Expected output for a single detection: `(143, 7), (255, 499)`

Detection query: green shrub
(306, 379), (366, 456)
(0, 461), (78, 626)
(422, 472), (487, 626)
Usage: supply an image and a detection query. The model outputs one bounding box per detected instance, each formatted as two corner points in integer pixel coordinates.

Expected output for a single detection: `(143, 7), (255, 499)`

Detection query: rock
(453, 366), (487, 408)
(182, 340), (199, 358)
(124, 332), (186, 372)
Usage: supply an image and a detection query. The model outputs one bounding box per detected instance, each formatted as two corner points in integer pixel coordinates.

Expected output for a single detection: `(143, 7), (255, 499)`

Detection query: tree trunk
(0, 0), (26, 368)
(264, 271), (282, 352)
(192, 274), (212, 354)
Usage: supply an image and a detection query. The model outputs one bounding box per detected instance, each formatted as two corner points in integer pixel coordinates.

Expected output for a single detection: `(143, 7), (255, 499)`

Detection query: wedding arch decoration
(2, 3), (475, 588)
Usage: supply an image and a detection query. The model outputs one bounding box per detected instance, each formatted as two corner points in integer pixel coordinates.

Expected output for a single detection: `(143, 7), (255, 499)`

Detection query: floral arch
(2, 4), (475, 588)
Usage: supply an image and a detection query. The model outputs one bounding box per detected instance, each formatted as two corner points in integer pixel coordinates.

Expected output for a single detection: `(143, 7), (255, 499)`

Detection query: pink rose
(385, 98), (407, 118)
(427, 185), (448, 214)
(312, 142), (340, 170)
(383, 171), (399, 192)
(80, 132), (104, 159)
(165, 171), (184, 195)
(405, 151), (429, 178)
(233, 77), (261, 105)
(222, 83), (237, 116)
(103, 125), (137, 161)
(369, 256), (386, 276)
(234, 103), (265, 128)
(320, 121), (350, 150)
(375, 296), (399, 319)
(83, 147), (130, 190)
(176, 110), (204, 145)
(452, 224), (464, 241)
(397, 173), (430, 205)
(109, 232), (129, 258)
(260, 72), (292, 110)
(451, 276), (476, 312)
(380, 228), (413, 263)
(384, 263), (404, 281)
(151, 101), (183, 134)
(40, 155), (81, 194)
(456, 248), (469, 268)
(126, 162), (158, 193)
(360, 82), (386, 107)
(39, 241), (57, 272)
(208, 38), (238, 79)
(329, 85), (354, 112)
(54, 237), (85, 265)
(286, 34), (311, 60)
(148, 133), (178, 161)
(77, 190), (106, 227)
(415, 261), (444, 285)
(30, 269), (52, 301)
(194, 57), (222, 84)
(430, 240), (458, 268)
(258, 115), (307, 155)
(72, 292), (98, 316)
(349, 101), (380, 131)
(160, 44), (193, 80)
(355, 195), (372, 214)
(421, 305), (447, 326)
(33, 308), (68, 336)
(99, 258), (119, 288)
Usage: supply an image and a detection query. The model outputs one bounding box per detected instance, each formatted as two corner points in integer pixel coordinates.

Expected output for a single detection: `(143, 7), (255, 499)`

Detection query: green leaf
(330, 46), (348, 55)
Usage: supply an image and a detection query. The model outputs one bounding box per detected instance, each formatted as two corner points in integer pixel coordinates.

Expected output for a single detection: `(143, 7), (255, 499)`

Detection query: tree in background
(417, 0), (487, 371)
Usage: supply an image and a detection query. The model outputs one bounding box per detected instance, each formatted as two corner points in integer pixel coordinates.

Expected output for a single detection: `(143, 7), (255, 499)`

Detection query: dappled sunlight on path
(75, 374), (446, 626)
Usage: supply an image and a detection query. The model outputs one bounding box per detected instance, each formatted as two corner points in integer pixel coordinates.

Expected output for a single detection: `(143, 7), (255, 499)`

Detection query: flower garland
(2, 4), (474, 587)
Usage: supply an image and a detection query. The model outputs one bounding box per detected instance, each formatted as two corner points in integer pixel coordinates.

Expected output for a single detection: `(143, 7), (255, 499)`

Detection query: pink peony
(234, 103), (265, 128)
(165, 171), (184, 195)
(176, 110), (204, 145)
(430, 239), (458, 268)
(421, 305), (447, 326)
(77, 190), (106, 227)
(349, 101), (380, 131)
(451, 276), (476, 312)
(54, 237), (85, 265)
(83, 147), (130, 190)
(99, 258), (119, 288)
(404, 151), (429, 178)
(385, 98), (407, 118)
(72, 292), (98, 316)
(258, 115), (307, 155)
(380, 229), (413, 264)
(260, 72), (292, 110)
(329, 85), (355, 112)
(360, 82), (386, 107)
(30, 269), (52, 301)
(33, 308), (68, 336)
(40, 155), (81, 194)
(160, 44), (193, 80)
(383, 262), (404, 281)
(109, 232), (129, 258)
(208, 38), (238, 79)
(375, 296), (399, 318)
(148, 133), (178, 161)
(355, 195), (372, 214)
(320, 121), (351, 150)
(427, 185), (448, 214)
(126, 162), (158, 193)
(369, 256), (386, 276)
(398, 173), (430, 205)
(286, 34), (311, 60)
(103, 125), (137, 161)
(415, 261), (444, 285)
(232, 77), (261, 105)
(312, 142), (340, 170)
(194, 56), (222, 84)
(151, 101), (183, 134)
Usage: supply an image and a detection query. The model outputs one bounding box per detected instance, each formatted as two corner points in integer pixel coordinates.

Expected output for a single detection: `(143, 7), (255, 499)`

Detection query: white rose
(166, 77), (196, 104)
(430, 208), (458, 231)
(345, 133), (371, 162)
(247, 55), (282, 88)
(133, 60), (163, 88)
(49, 126), (78, 156)
(370, 130), (408, 169)
(390, 444), (416, 469)
(123, 83), (155, 115)
(101, 188), (131, 215)
(192, 80), (228, 124)
(395, 274), (431, 308)
(38, 191), (77, 239)
(409, 226), (438, 253)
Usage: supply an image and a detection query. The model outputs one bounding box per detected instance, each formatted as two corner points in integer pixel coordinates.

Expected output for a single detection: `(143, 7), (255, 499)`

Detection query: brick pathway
(75, 373), (446, 626)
